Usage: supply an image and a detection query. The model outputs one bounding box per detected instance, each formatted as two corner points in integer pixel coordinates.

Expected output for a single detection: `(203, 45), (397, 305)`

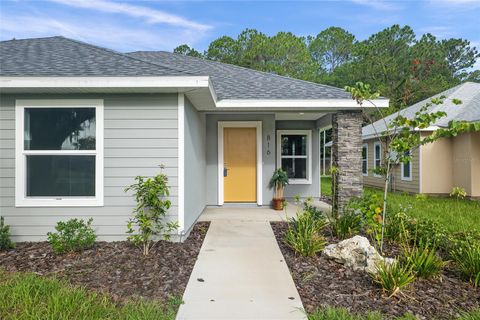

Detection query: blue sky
(1, 0), (479, 58)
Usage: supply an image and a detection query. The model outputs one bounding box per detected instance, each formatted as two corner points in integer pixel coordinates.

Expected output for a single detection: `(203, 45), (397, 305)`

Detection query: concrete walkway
(176, 207), (307, 320)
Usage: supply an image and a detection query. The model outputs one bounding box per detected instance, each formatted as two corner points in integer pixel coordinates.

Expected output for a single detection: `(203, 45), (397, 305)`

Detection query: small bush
(0, 217), (15, 251)
(285, 211), (327, 257)
(125, 172), (178, 256)
(402, 246), (445, 279)
(451, 241), (480, 287)
(47, 218), (96, 254)
(371, 260), (415, 297)
(331, 210), (363, 239)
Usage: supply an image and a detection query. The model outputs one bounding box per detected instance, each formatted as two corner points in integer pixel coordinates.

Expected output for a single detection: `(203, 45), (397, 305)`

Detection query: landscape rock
(322, 235), (393, 274)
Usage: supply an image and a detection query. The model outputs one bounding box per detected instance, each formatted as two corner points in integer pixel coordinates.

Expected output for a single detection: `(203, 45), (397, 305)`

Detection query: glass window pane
(281, 158), (307, 179)
(25, 108), (96, 150)
(281, 135), (307, 156)
(26, 155), (95, 197)
(375, 145), (381, 159)
(362, 146), (367, 160)
(403, 162), (411, 177)
(362, 161), (367, 174)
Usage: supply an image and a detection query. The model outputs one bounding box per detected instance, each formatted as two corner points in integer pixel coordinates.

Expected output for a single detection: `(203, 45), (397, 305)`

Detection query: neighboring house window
(277, 130), (312, 184)
(373, 141), (381, 177)
(15, 100), (104, 207)
(362, 143), (368, 176)
(401, 150), (413, 181)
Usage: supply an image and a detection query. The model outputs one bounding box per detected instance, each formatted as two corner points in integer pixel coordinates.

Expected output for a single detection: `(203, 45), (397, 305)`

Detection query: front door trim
(218, 121), (262, 206)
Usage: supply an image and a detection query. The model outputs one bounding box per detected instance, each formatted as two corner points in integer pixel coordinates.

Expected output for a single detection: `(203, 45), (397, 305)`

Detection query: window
(15, 100), (104, 207)
(277, 130), (312, 184)
(373, 141), (381, 177)
(362, 143), (368, 176)
(401, 150), (412, 181)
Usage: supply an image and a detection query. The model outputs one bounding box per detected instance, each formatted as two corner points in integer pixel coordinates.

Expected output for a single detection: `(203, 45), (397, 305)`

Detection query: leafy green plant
(415, 193), (428, 201)
(0, 217), (15, 251)
(347, 194), (383, 250)
(450, 186), (467, 200)
(285, 211), (327, 257)
(269, 168), (289, 199)
(330, 210), (363, 239)
(402, 246), (445, 279)
(47, 218), (96, 254)
(125, 171), (178, 256)
(371, 260), (415, 297)
(451, 241), (480, 287)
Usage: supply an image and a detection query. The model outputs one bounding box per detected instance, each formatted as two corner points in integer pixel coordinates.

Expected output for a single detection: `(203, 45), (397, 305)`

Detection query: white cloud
(350, 0), (400, 11)
(48, 0), (212, 31)
(428, 0), (480, 8)
(0, 15), (205, 51)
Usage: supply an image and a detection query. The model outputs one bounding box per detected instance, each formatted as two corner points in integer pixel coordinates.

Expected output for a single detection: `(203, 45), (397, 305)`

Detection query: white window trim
(373, 141), (382, 178)
(362, 143), (368, 176)
(15, 99), (104, 207)
(277, 130), (312, 185)
(217, 121), (262, 206)
(401, 151), (413, 181)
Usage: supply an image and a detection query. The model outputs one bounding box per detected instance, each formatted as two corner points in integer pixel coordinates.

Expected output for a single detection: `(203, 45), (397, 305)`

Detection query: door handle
(224, 167), (230, 177)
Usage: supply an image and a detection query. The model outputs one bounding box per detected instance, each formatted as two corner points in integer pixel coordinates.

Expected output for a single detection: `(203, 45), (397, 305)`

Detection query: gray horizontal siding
(0, 94), (179, 241)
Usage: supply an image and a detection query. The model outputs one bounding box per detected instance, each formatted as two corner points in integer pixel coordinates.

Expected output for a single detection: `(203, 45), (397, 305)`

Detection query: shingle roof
(0, 36), (188, 76)
(362, 82), (480, 138)
(127, 51), (352, 100)
(0, 36), (354, 100)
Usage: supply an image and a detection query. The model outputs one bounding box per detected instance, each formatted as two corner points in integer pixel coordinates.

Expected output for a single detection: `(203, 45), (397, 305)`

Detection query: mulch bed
(271, 221), (480, 320)
(0, 222), (210, 303)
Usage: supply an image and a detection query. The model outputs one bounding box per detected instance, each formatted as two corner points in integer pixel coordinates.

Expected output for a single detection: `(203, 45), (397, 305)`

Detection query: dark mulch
(0, 222), (210, 303)
(271, 221), (480, 320)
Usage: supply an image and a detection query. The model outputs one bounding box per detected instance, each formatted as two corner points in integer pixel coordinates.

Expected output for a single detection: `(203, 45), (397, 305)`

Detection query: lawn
(0, 269), (180, 320)
(320, 176), (480, 233)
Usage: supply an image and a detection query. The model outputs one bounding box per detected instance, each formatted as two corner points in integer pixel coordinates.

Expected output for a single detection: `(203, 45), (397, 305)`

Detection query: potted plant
(269, 168), (289, 210)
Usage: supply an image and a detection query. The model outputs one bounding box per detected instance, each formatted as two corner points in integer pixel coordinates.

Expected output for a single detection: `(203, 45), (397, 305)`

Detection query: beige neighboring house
(362, 82), (480, 199)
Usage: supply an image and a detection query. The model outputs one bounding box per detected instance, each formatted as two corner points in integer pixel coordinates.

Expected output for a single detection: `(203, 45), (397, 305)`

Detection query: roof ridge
(58, 37), (193, 76)
(129, 50), (348, 94)
(0, 35), (60, 43)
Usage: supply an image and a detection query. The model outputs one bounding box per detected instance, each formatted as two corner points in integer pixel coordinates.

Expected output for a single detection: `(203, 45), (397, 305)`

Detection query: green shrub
(0, 217), (15, 251)
(285, 211), (327, 257)
(125, 171), (179, 256)
(47, 218), (96, 254)
(346, 194), (384, 248)
(371, 260), (415, 297)
(402, 246), (445, 279)
(331, 210), (363, 239)
(451, 241), (480, 287)
(0, 269), (180, 320)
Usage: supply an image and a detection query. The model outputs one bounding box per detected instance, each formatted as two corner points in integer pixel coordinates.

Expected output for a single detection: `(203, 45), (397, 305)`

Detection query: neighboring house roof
(127, 51), (352, 100)
(362, 82), (480, 139)
(0, 36), (188, 76)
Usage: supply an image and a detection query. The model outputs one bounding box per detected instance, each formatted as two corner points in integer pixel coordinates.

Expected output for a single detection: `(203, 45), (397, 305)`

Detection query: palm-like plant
(269, 168), (289, 199)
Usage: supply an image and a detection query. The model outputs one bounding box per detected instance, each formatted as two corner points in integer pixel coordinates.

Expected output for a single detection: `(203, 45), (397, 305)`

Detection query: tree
(173, 44), (203, 58)
(205, 36), (239, 64)
(346, 82), (480, 252)
(441, 38), (480, 80)
(308, 27), (356, 73)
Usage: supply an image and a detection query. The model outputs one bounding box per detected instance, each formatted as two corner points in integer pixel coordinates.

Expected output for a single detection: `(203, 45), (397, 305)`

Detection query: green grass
(320, 176), (480, 234)
(308, 306), (480, 320)
(0, 269), (181, 320)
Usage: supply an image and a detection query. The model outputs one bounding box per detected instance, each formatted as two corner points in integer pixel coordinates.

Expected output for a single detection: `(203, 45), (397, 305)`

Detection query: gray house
(0, 36), (388, 241)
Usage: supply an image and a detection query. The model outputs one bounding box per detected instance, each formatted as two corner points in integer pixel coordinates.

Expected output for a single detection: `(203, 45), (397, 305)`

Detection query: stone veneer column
(332, 110), (363, 212)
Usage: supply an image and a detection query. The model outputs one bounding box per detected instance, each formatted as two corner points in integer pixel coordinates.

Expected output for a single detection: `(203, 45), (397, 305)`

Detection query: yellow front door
(224, 127), (257, 202)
